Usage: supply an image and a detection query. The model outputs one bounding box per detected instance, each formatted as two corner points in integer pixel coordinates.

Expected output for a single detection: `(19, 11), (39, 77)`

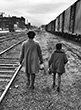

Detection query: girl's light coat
(49, 50), (68, 73)
(20, 39), (43, 74)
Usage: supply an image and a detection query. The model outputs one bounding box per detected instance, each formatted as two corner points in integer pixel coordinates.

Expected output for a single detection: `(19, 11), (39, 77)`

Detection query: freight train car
(55, 17), (58, 32)
(51, 20), (55, 33)
(59, 13), (63, 33)
(45, 20), (55, 33)
(74, 0), (81, 41)
(46, 21), (52, 32)
(45, 0), (81, 43)
(55, 12), (65, 35)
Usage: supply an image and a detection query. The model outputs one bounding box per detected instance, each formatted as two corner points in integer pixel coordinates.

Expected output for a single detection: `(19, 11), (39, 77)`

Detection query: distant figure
(48, 43), (68, 92)
(19, 31), (43, 89)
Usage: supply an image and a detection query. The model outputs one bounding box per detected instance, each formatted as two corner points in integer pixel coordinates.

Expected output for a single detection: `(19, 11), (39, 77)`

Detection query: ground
(1, 30), (81, 110)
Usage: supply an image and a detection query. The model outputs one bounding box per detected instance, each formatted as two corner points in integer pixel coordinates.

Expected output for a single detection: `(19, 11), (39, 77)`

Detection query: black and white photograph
(0, 0), (81, 110)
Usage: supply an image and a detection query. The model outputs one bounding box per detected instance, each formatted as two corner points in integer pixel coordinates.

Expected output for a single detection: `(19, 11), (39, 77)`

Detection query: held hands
(40, 63), (44, 70)
(47, 68), (52, 75)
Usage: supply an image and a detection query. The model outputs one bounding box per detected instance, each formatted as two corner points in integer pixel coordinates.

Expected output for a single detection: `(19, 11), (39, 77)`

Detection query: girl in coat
(48, 43), (68, 92)
(20, 31), (43, 89)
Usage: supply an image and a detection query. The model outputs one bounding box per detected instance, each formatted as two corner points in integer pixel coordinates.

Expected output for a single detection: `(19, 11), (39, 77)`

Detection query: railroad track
(45, 36), (81, 109)
(48, 35), (81, 61)
(0, 39), (26, 103)
(60, 41), (81, 61)
(0, 31), (27, 53)
(0, 31), (26, 43)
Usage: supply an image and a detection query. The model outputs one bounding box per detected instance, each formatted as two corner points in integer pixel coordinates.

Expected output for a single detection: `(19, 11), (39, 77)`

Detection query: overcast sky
(0, 0), (77, 26)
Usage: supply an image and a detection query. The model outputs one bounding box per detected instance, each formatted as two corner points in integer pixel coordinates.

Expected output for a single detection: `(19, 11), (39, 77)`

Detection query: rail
(0, 64), (22, 103)
(0, 39), (26, 56)
(0, 38), (26, 104)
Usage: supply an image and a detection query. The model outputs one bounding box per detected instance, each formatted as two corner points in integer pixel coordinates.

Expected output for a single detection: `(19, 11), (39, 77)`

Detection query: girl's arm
(49, 53), (54, 67)
(19, 43), (25, 64)
(64, 53), (68, 64)
(37, 44), (43, 64)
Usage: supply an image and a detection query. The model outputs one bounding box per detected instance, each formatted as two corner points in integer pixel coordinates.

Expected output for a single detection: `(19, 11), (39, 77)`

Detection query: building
(0, 16), (25, 30)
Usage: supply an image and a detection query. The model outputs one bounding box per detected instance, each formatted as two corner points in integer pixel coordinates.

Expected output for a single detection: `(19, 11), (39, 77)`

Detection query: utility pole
(0, 12), (5, 30)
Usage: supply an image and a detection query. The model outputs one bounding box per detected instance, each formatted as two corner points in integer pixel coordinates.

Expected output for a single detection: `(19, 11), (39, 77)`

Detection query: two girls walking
(19, 31), (68, 92)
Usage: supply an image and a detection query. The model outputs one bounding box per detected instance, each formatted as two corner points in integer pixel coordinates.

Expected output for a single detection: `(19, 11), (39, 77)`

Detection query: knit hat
(27, 31), (36, 39)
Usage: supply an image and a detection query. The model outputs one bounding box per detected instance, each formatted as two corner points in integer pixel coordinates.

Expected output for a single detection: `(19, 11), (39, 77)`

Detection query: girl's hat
(27, 31), (36, 39)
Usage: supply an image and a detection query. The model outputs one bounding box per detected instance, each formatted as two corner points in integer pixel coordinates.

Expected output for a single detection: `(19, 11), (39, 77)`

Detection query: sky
(0, 0), (77, 26)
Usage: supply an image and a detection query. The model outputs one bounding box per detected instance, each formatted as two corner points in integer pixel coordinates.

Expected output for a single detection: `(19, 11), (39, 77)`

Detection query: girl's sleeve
(37, 43), (43, 64)
(64, 53), (68, 64)
(19, 43), (24, 64)
(49, 53), (54, 67)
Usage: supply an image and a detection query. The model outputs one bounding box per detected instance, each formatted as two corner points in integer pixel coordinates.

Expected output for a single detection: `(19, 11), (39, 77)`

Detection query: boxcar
(74, 0), (81, 35)
(59, 14), (62, 32)
(47, 22), (52, 32)
(55, 17), (59, 32)
(51, 20), (55, 33)
(64, 7), (71, 34)
(45, 0), (81, 42)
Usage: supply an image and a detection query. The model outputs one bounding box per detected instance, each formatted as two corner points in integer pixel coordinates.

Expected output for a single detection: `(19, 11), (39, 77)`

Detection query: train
(45, 0), (81, 43)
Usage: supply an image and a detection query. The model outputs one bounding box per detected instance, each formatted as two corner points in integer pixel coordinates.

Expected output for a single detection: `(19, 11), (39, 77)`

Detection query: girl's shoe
(52, 83), (55, 89)
(57, 87), (60, 92)
(29, 85), (34, 89)
(26, 81), (30, 87)
(48, 68), (52, 75)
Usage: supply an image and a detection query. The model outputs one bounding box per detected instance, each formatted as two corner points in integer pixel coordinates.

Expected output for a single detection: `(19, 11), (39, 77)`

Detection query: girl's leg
(26, 73), (30, 85)
(29, 73), (35, 89)
(52, 72), (56, 88)
(57, 73), (62, 92)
